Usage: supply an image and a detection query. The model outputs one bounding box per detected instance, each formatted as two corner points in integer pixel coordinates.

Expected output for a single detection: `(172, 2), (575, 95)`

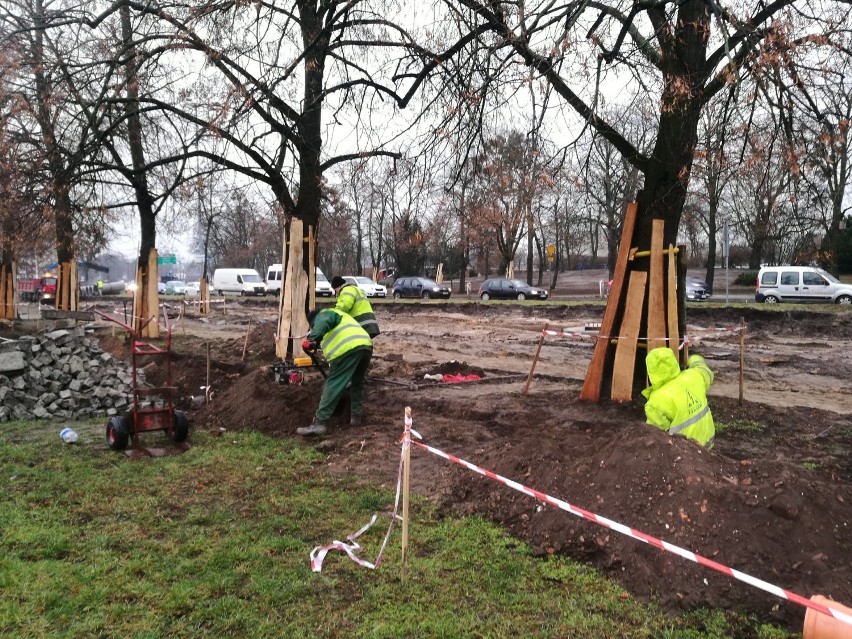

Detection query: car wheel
(106, 415), (130, 451)
(393, 291), (402, 299)
(169, 410), (190, 443)
(421, 291), (431, 300)
(481, 292), (490, 300)
(763, 295), (779, 304)
(836, 295), (852, 305)
(517, 293), (526, 300)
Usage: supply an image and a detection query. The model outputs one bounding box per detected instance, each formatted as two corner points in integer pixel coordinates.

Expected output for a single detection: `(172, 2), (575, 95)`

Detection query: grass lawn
(1, 421), (792, 638)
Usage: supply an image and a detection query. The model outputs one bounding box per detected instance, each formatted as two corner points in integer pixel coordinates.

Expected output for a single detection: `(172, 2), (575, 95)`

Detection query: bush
(733, 271), (758, 286)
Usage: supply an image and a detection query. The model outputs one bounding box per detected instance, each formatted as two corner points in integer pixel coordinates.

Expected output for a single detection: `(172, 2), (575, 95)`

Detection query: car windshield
(356, 277), (375, 286)
(818, 268), (840, 284)
(509, 279), (530, 288)
(170, 281), (185, 287)
(243, 274), (262, 283)
(418, 278), (439, 286)
(316, 273), (329, 282)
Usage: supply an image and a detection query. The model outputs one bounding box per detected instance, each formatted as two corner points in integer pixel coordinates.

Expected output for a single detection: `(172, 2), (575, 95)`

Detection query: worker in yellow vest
(331, 275), (380, 338)
(642, 348), (715, 448)
(297, 308), (373, 436)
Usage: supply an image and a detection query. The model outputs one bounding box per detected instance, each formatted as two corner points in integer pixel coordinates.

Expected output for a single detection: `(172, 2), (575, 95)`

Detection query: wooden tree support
(0, 261), (15, 320)
(200, 275), (209, 315)
(55, 261), (79, 311)
(275, 220), (311, 361)
(580, 203), (683, 403)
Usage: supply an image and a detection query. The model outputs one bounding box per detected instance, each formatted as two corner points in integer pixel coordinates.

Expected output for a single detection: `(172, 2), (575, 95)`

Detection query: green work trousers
(315, 347), (372, 422)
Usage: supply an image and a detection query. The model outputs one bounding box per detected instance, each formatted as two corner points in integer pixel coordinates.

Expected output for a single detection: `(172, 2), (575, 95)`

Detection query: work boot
(296, 420), (327, 436)
(349, 412), (362, 427)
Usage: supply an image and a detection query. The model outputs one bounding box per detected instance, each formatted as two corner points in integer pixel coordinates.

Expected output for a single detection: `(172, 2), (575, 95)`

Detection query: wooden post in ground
(611, 271), (647, 401)
(581, 202), (638, 401)
(242, 318), (252, 361)
(666, 245), (679, 360)
(401, 406), (412, 581)
(200, 275), (209, 315)
(739, 318), (745, 406)
(646, 220), (666, 353)
(206, 342), (211, 405)
(0, 261), (15, 320)
(523, 323), (548, 396)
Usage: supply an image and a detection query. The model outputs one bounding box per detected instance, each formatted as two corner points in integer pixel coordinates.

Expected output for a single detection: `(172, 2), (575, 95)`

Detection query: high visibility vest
(320, 309), (373, 361)
(335, 284), (380, 338)
(643, 351), (715, 448)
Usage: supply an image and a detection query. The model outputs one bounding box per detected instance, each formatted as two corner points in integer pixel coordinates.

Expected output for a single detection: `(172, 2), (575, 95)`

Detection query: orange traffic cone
(803, 595), (852, 639)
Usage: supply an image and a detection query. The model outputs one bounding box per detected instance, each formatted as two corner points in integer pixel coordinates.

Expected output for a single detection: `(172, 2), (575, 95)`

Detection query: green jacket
(307, 308), (372, 361)
(642, 348), (715, 448)
(334, 283), (380, 338)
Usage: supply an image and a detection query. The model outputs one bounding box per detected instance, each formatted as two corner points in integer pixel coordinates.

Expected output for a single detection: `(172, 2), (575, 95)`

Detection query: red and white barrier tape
(309, 437), (406, 572)
(409, 435), (851, 627)
(543, 325), (744, 350)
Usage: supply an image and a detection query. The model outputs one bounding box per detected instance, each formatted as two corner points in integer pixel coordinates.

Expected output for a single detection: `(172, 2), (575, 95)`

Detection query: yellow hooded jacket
(642, 348), (715, 448)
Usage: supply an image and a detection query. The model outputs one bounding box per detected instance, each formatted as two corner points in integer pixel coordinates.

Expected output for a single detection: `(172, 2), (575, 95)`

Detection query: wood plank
(580, 201), (638, 401)
(611, 270), (647, 402)
(666, 244), (679, 360)
(647, 219), (666, 352)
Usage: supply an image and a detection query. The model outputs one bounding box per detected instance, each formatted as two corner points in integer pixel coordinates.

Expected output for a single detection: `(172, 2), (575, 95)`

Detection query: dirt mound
(95, 303), (852, 632)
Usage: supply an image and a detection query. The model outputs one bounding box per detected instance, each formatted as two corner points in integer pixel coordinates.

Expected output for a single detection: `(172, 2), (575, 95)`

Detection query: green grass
(715, 419), (766, 434)
(1, 421), (793, 638)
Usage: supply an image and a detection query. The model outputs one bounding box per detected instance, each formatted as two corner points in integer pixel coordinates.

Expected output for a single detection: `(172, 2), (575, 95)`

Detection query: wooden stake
(242, 317), (252, 361)
(739, 318), (745, 406)
(206, 342), (211, 405)
(401, 406), (412, 581)
(523, 323), (548, 396)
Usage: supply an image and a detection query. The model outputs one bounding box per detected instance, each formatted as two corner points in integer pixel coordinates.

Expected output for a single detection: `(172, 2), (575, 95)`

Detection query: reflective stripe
(324, 334), (370, 359)
(669, 404), (710, 436)
(359, 318), (379, 330)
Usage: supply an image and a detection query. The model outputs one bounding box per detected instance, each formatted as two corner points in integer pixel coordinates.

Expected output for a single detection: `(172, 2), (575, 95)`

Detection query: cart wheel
(106, 415), (130, 451)
(169, 410), (190, 443)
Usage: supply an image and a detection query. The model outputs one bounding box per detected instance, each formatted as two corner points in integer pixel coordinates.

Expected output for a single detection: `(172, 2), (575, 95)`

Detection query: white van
(265, 265), (334, 297)
(212, 268), (267, 296)
(755, 266), (852, 305)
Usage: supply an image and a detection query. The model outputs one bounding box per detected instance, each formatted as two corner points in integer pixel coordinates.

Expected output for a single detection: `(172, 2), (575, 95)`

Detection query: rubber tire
(763, 295), (779, 304)
(169, 410), (189, 443)
(106, 415), (130, 451)
(517, 293), (526, 300)
(421, 291), (431, 300)
(481, 292), (490, 300)
(836, 295), (852, 305)
(393, 292), (402, 299)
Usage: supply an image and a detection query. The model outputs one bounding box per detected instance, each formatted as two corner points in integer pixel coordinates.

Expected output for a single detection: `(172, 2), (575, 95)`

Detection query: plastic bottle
(60, 428), (79, 444)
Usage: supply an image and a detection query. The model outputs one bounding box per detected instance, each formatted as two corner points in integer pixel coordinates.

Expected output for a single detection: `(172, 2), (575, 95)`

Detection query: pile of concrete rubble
(0, 324), (136, 423)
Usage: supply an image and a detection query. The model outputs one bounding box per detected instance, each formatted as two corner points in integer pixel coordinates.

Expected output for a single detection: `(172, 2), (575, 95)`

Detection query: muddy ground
(19, 297), (852, 633)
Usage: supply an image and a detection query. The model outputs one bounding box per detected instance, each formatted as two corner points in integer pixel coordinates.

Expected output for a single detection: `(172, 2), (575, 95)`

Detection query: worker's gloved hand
(302, 339), (317, 352)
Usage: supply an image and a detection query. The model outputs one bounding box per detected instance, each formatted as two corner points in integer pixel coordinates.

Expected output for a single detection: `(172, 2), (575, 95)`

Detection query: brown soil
(31, 299), (852, 633)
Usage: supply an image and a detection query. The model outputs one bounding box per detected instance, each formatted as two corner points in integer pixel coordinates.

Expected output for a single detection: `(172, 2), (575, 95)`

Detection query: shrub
(733, 271), (758, 286)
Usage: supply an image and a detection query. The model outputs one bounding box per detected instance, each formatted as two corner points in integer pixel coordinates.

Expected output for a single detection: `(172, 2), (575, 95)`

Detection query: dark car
(391, 276), (451, 300)
(478, 278), (549, 301)
(686, 275), (709, 301)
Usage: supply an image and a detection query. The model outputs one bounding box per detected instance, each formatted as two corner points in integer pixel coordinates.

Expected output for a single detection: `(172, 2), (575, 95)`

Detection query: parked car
(755, 265), (852, 304)
(185, 281), (212, 296)
(478, 278), (549, 301)
(158, 281), (167, 294)
(212, 268), (267, 296)
(685, 275), (709, 301)
(342, 275), (387, 298)
(391, 276), (451, 299)
(164, 280), (187, 295)
(266, 264), (334, 297)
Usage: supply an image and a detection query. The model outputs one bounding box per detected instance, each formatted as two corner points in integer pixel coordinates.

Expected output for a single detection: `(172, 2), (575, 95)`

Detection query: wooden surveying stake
(581, 203), (683, 402)
(523, 323), (548, 396)
(401, 406), (413, 580)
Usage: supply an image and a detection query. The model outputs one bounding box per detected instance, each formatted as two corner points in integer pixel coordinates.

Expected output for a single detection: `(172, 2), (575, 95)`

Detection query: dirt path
(85, 299), (852, 634)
